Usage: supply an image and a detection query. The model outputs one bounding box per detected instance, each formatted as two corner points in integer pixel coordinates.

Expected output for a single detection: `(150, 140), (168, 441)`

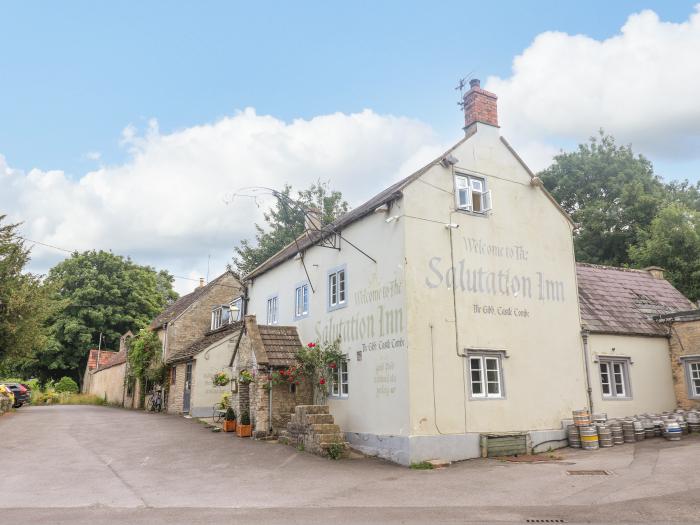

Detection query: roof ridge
(576, 262), (649, 274)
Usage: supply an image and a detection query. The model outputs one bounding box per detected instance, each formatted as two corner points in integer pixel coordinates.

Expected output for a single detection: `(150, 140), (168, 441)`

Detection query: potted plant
(236, 410), (252, 437)
(212, 371), (230, 387)
(223, 407), (237, 432)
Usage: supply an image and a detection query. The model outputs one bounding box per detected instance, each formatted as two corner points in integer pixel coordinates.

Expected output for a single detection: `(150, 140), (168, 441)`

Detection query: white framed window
(599, 358), (631, 399)
(230, 297), (243, 322)
(468, 354), (503, 399)
(683, 359), (700, 399)
(455, 173), (492, 214)
(330, 360), (349, 398)
(328, 267), (347, 311)
(211, 305), (230, 330)
(266, 295), (279, 325)
(294, 282), (310, 319)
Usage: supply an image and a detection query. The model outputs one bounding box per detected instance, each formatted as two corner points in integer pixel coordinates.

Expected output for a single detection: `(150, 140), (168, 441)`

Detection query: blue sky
(1, 1), (697, 177)
(2, 1), (700, 292)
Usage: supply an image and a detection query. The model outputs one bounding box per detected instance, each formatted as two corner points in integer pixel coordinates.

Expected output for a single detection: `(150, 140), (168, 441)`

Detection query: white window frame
(329, 359), (349, 398)
(328, 266), (347, 311)
(294, 282), (310, 320)
(682, 357), (700, 399)
(211, 305), (230, 330)
(599, 357), (631, 399)
(467, 353), (504, 399)
(455, 173), (492, 214)
(266, 295), (279, 325)
(230, 297), (243, 322)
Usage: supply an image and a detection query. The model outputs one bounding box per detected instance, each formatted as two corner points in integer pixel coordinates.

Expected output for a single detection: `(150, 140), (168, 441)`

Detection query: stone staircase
(278, 405), (348, 457)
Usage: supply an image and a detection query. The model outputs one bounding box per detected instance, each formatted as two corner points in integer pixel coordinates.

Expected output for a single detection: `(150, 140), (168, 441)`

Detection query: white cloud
(1, 109), (439, 294)
(486, 5), (700, 172)
(83, 151), (101, 161)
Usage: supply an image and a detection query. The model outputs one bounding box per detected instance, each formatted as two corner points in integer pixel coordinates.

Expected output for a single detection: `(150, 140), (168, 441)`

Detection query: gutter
(581, 330), (594, 414)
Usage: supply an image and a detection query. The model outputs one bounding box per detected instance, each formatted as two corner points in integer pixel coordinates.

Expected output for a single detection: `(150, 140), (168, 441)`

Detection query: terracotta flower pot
(236, 424), (252, 437)
(223, 420), (237, 432)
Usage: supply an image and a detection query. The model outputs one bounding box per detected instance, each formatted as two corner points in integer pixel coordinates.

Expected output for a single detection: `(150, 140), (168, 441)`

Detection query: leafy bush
(225, 407), (236, 421)
(35, 389), (60, 404)
(59, 393), (108, 405)
(240, 410), (250, 425)
(326, 443), (344, 460)
(54, 376), (79, 394)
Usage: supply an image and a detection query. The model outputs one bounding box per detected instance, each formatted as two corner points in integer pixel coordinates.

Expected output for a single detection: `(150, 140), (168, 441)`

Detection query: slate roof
(576, 263), (694, 336)
(243, 130), (476, 281)
(167, 321), (243, 364)
(257, 325), (303, 367)
(150, 271), (237, 329)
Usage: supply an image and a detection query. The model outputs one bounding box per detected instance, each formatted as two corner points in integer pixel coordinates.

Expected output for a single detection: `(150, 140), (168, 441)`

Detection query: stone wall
(86, 363), (126, 404)
(168, 362), (188, 413)
(164, 273), (242, 363)
(669, 319), (700, 409)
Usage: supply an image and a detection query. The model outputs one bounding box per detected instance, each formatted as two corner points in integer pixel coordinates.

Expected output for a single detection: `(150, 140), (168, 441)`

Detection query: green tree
(540, 132), (665, 266)
(629, 203), (700, 301)
(31, 250), (177, 382)
(233, 181), (350, 275)
(0, 216), (53, 365)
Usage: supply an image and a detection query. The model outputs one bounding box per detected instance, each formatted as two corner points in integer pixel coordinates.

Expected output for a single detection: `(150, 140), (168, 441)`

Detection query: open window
(211, 305), (230, 330)
(455, 173), (492, 214)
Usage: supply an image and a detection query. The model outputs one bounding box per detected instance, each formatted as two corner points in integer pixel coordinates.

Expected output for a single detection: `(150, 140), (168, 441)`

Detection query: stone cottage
(148, 270), (243, 413)
(84, 331), (133, 404)
(166, 312), (312, 432)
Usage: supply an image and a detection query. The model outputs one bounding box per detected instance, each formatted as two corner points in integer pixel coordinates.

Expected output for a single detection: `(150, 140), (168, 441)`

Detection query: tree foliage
(0, 216), (53, 365)
(540, 132), (665, 266)
(28, 250), (177, 382)
(233, 181), (349, 275)
(541, 131), (700, 300)
(629, 203), (700, 301)
(126, 328), (165, 383)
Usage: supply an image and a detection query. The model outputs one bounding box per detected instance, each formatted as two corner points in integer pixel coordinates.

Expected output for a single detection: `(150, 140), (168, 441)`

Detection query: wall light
(444, 223), (460, 229)
(385, 216), (400, 223)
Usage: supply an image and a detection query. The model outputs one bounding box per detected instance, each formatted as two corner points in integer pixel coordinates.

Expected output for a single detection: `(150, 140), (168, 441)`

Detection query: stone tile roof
(167, 321), (244, 364)
(150, 271), (238, 329)
(257, 325), (303, 367)
(87, 349), (117, 370)
(243, 130), (477, 281)
(576, 263), (694, 336)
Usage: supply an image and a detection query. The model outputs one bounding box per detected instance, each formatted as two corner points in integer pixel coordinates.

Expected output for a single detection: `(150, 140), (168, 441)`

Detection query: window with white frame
(230, 297), (243, 322)
(468, 353), (503, 398)
(328, 267), (347, 310)
(330, 359), (349, 398)
(294, 283), (309, 319)
(211, 305), (230, 330)
(685, 359), (700, 399)
(455, 173), (492, 214)
(599, 358), (631, 398)
(266, 295), (279, 325)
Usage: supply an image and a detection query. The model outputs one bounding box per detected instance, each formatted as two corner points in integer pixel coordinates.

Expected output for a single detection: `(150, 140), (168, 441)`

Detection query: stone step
(306, 414), (334, 425)
(294, 405), (329, 418)
(315, 433), (345, 445)
(310, 423), (341, 433)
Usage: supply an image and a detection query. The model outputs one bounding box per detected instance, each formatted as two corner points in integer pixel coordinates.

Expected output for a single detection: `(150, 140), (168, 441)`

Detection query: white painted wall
(246, 208), (410, 437)
(587, 333), (676, 418)
(189, 335), (238, 418)
(402, 123), (588, 436)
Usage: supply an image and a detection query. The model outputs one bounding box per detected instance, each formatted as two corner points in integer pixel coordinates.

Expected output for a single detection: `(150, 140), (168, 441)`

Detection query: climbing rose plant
(294, 339), (344, 403)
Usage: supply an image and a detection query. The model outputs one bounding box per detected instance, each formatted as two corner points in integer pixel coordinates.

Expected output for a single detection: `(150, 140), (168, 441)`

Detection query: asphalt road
(2, 405), (700, 524)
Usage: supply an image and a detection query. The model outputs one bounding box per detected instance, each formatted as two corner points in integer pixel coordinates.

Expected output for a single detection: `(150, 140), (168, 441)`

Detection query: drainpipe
(581, 330), (594, 414)
(268, 373), (273, 434)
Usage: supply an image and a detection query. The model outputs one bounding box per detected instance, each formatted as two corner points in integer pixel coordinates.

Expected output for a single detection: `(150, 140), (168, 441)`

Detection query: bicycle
(146, 387), (163, 412)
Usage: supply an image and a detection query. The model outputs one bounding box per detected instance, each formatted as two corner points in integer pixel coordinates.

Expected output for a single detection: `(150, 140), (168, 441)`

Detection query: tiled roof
(576, 263), (694, 336)
(150, 271), (238, 329)
(167, 321), (243, 364)
(96, 350), (127, 371)
(257, 325), (303, 367)
(243, 130), (476, 281)
(87, 349), (117, 370)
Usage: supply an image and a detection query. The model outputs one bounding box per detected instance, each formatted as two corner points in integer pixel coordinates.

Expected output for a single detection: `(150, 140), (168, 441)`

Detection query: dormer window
(455, 174), (492, 214)
(211, 305), (230, 330)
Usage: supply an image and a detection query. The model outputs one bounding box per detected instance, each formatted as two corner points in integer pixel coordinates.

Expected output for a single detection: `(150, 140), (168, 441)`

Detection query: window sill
(328, 395), (349, 401)
(468, 396), (505, 401)
(327, 302), (348, 313)
(601, 396), (633, 401)
(455, 208), (490, 218)
(293, 313), (310, 321)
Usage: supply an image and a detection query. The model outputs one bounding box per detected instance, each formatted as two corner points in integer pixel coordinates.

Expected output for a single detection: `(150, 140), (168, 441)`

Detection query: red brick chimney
(463, 79), (498, 130)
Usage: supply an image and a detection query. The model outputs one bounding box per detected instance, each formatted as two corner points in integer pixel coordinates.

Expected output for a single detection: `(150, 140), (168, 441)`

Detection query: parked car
(0, 383), (29, 408)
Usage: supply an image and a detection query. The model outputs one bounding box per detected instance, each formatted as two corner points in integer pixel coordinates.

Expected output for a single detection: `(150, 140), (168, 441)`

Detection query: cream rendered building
(244, 80), (593, 464)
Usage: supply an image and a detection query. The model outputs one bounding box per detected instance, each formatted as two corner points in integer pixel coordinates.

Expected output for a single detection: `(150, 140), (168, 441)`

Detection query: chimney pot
(469, 78), (480, 88)
(305, 207), (323, 232)
(199, 277), (205, 288)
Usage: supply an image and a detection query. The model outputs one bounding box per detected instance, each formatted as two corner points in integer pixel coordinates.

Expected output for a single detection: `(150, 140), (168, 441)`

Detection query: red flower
(319, 378), (326, 385)
(307, 342), (316, 348)
(329, 363), (337, 369)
